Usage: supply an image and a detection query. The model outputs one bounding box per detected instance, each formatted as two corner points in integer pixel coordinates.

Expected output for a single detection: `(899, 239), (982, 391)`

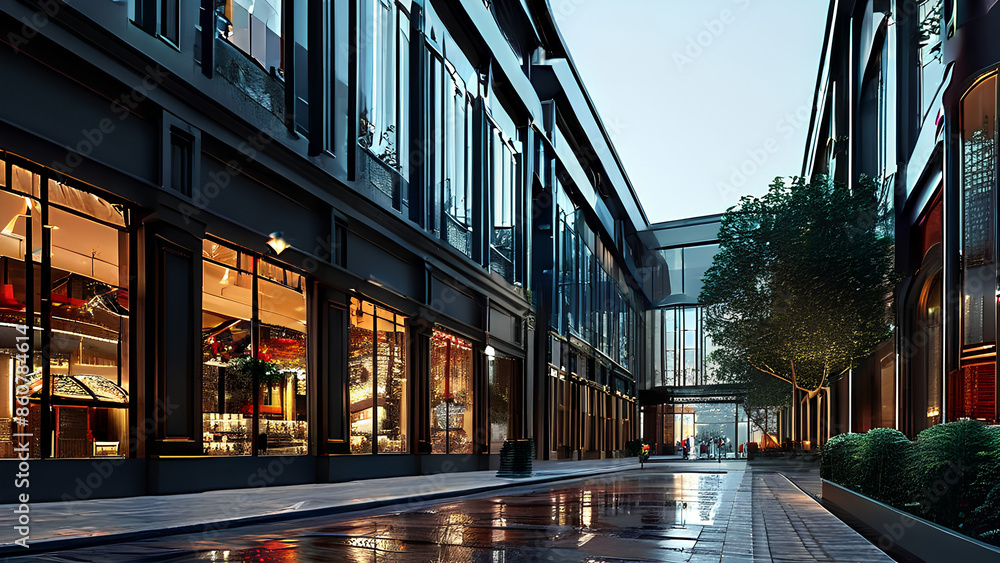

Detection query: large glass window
(348, 297), (408, 454)
(443, 66), (474, 245)
(359, 0), (410, 179)
(960, 75), (997, 347)
(651, 305), (716, 387)
(488, 113), (520, 284)
(215, 1), (283, 73)
(917, 0), (944, 120)
(488, 354), (516, 454)
(0, 156), (130, 460)
(201, 240), (308, 456)
(430, 329), (473, 454)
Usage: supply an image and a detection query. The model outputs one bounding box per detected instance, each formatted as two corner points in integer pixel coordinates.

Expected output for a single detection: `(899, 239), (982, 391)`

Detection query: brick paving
(0, 456), (899, 561)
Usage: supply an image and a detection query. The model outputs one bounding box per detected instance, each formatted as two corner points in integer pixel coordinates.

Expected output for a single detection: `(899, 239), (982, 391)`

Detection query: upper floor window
(426, 35), (475, 256)
(960, 74), (997, 346)
(488, 117), (520, 284)
(131, 0), (180, 46)
(215, 0), (283, 73)
(359, 0), (410, 179)
(917, 0), (944, 120)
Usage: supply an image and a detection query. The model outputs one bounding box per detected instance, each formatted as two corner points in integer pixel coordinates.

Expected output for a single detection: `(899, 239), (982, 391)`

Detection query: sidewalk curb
(1, 463), (641, 556)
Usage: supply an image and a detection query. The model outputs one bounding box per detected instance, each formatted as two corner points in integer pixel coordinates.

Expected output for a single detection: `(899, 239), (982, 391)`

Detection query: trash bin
(497, 439), (534, 478)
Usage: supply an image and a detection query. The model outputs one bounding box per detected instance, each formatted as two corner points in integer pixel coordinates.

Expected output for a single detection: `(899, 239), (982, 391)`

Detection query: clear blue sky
(553, 1), (830, 224)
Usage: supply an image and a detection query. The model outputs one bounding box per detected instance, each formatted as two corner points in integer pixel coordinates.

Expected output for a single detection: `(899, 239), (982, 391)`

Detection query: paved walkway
(0, 456), (894, 561)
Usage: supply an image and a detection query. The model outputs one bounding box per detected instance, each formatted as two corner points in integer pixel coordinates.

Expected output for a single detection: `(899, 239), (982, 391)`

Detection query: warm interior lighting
(266, 231), (290, 254)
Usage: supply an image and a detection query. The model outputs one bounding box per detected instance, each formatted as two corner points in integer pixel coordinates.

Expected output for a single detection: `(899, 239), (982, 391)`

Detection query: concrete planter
(822, 479), (1000, 561)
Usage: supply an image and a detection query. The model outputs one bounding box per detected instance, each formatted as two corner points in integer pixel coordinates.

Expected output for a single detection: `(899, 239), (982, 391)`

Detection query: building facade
(636, 215), (753, 457)
(802, 0), (1000, 438)
(0, 0), (653, 502)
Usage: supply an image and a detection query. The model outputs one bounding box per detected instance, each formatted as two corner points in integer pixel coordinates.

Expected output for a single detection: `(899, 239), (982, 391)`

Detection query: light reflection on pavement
(19, 469), (740, 562)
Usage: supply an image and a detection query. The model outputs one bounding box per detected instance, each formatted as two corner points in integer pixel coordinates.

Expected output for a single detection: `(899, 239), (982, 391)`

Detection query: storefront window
(488, 354), (515, 454)
(430, 329), (473, 454)
(0, 155), (130, 459)
(348, 297), (408, 454)
(202, 239), (308, 456)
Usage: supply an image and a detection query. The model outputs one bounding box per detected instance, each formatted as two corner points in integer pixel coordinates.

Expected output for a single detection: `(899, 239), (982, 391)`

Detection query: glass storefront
(201, 239), (308, 456)
(0, 155), (130, 459)
(348, 297), (408, 454)
(488, 354), (515, 454)
(430, 329), (473, 454)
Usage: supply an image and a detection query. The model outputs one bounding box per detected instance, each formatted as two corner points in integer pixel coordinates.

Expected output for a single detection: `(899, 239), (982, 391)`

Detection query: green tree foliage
(699, 175), (896, 400)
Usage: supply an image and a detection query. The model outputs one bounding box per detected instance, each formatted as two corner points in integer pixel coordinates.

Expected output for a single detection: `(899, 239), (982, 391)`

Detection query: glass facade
(201, 240), (308, 456)
(554, 181), (641, 376)
(348, 298), (408, 454)
(648, 306), (718, 388)
(215, 0), (283, 73)
(430, 329), (474, 454)
(488, 354), (515, 454)
(0, 157), (130, 459)
(960, 74), (997, 348)
(359, 0), (410, 180)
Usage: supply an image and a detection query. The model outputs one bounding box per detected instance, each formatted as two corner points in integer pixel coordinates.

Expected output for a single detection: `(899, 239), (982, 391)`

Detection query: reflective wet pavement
(7, 465), (893, 562)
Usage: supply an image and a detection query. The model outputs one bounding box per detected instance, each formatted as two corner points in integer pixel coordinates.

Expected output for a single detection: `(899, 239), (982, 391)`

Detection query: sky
(552, 0), (831, 224)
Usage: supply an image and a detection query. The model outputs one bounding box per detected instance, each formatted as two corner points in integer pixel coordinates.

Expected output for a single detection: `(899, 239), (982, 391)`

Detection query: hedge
(823, 421), (1000, 544)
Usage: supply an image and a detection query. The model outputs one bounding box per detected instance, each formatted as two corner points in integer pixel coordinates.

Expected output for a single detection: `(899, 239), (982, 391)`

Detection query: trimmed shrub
(856, 428), (913, 506)
(970, 483), (1000, 545)
(911, 420), (995, 531)
(821, 432), (864, 491)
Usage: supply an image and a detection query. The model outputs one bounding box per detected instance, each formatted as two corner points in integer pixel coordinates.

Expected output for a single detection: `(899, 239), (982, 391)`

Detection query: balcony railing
(444, 211), (472, 257)
(490, 226), (514, 283)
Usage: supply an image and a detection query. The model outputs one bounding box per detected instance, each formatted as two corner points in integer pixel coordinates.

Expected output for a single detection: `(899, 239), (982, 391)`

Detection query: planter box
(822, 479), (1000, 561)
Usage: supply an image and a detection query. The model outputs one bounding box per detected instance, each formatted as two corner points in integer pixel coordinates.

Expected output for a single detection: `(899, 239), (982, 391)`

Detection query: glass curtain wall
(201, 240), (308, 456)
(649, 306), (718, 388)
(0, 156), (130, 459)
(348, 297), (408, 454)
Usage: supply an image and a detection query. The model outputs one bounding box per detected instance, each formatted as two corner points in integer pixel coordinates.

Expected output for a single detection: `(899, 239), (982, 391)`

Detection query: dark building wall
(0, 0), (655, 501)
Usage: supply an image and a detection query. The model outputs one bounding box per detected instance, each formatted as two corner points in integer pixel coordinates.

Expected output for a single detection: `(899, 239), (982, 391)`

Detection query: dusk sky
(553, 1), (830, 224)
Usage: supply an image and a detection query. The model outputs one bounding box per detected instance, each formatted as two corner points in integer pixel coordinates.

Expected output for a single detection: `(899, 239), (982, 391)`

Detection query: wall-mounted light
(485, 332), (496, 359)
(266, 231), (290, 254)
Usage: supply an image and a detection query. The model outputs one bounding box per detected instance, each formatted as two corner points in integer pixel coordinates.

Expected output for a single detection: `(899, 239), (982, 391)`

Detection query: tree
(699, 175), (896, 443)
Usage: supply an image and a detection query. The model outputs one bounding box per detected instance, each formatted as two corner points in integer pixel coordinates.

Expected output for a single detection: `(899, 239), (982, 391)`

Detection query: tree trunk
(790, 360), (798, 448)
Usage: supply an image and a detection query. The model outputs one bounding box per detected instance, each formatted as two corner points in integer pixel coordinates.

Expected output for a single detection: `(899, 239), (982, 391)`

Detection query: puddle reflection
(27, 470), (737, 563)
